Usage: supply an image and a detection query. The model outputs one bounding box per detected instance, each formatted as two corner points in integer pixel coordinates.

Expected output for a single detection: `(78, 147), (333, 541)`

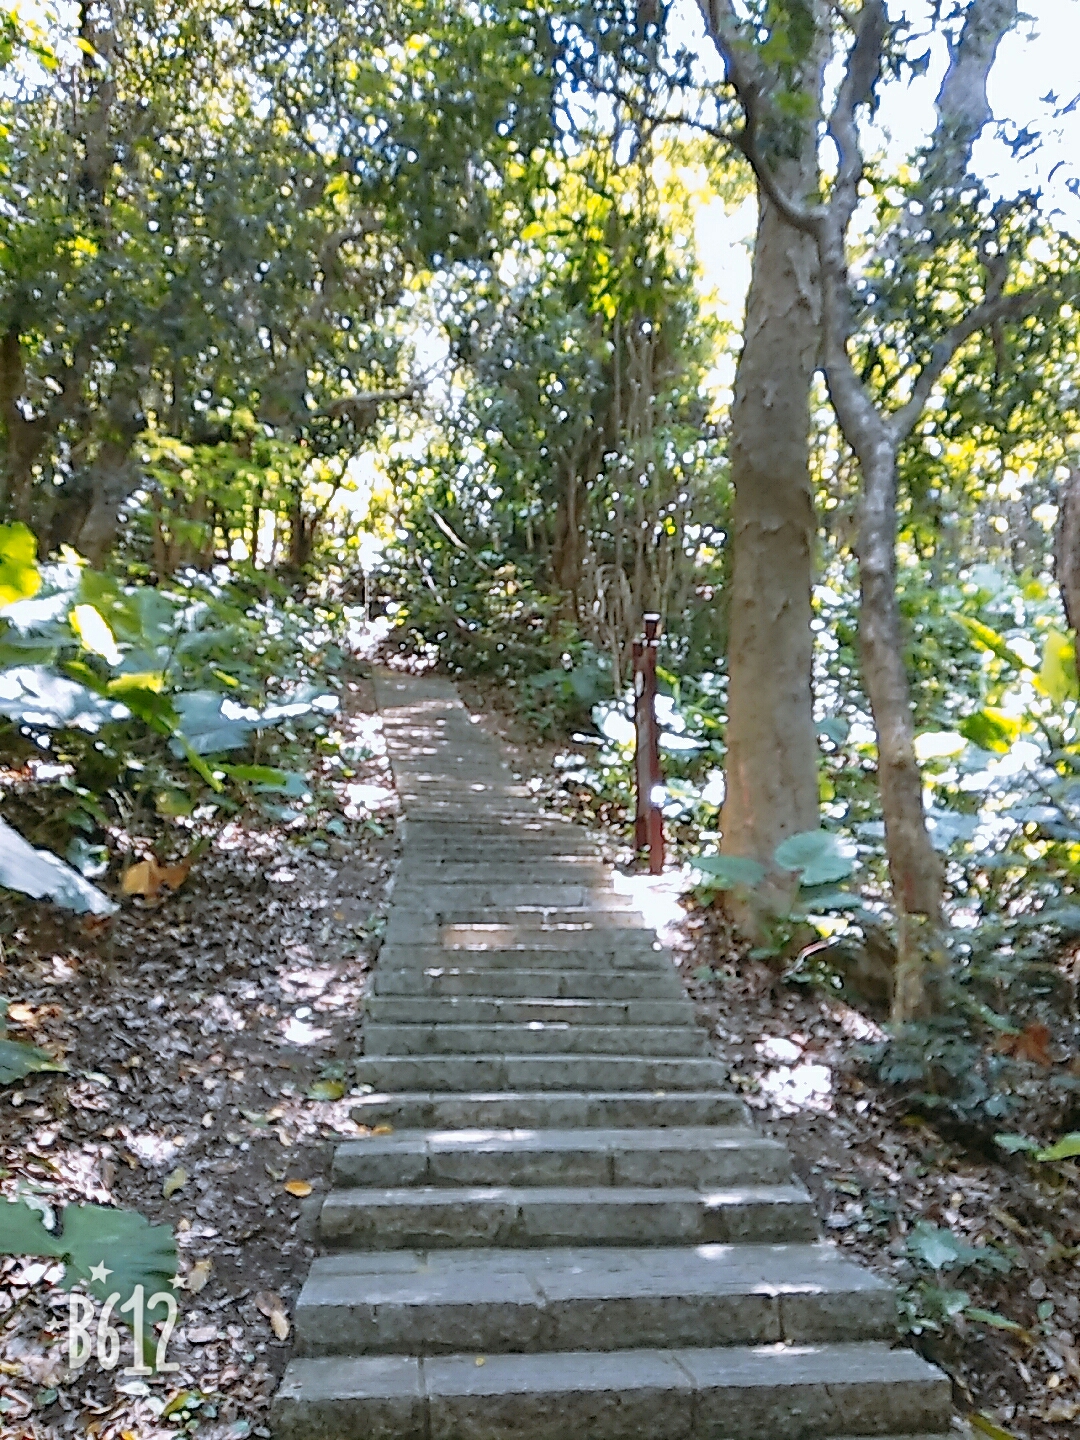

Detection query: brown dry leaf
(255, 1290), (290, 1340)
(995, 1022), (1053, 1066)
(284, 1179), (312, 1197)
(372, 1123), (394, 1136)
(6, 1002), (38, 1028)
(162, 1166), (188, 1199)
(185, 1258), (212, 1294)
(122, 853), (194, 901)
(1043, 1397), (1080, 1422)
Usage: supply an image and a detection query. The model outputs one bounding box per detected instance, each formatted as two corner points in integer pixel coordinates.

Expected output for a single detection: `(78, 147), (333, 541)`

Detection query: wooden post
(633, 613), (664, 874)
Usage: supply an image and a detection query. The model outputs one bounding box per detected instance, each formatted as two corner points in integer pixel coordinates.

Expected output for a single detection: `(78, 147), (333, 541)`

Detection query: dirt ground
(0, 676), (398, 1439)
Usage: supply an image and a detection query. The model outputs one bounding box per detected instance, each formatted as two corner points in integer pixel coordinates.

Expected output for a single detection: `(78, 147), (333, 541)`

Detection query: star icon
(89, 1261), (112, 1285)
(170, 1274), (184, 1289)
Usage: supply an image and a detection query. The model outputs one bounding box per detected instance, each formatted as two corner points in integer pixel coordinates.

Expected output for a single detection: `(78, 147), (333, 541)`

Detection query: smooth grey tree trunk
(719, 172), (822, 914)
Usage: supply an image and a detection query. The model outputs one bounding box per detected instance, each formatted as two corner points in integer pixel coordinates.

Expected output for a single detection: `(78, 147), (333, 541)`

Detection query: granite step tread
(352, 1055), (731, 1092)
(320, 1182), (818, 1248)
(363, 1022), (708, 1057)
(370, 967), (687, 999)
(294, 1242), (895, 1357)
(348, 1091), (752, 1130)
(331, 1126), (791, 1188)
(364, 996), (695, 1025)
(272, 1342), (951, 1440)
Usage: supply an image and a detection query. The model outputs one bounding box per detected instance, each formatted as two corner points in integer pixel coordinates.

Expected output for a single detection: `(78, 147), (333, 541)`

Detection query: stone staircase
(271, 672), (954, 1440)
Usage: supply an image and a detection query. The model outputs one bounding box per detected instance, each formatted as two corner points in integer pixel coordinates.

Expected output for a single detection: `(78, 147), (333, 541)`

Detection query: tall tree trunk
(718, 173), (822, 909)
(854, 436), (945, 1018)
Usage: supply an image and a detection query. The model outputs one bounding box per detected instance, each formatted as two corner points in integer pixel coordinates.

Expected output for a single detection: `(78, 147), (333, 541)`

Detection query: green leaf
(0, 816), (117, 916)
(0, 1037), (65, 1085)
(1035, 1133), (1080, 1162)
(908, 1223), (967, 1271)
(0, 1199), (66, 1257)
(970, 1412), (1022, 1440)
(179, 737), (224, 793)
(59, 1203), (177, 1308)
(307, 1079), (346, 1100)
(959, 707), (1022, 753)
(1040, 629), (1078, 704)
(773, 830), (854, 885)
(953, 615), (1026, 668)
(993, 1133), (1040, 1154)
(70, 604), (121, 665)
(219, 764), (292, 786)
(965, 1308), (1027, 1334)
(0, 523), (42, 608)
(0, 665), (129, 732)
(689, 854), (766, 889)
(795, 886), (864, 912)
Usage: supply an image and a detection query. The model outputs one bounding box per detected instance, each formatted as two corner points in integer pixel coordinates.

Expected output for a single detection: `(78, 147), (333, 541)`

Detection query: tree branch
(888, 283), (1059, 441)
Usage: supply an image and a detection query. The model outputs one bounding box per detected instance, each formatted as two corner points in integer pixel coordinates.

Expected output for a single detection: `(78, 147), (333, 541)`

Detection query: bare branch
(889, 284), (1055, 441)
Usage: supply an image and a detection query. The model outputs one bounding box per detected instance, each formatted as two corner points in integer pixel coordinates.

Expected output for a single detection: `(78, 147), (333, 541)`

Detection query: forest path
(271, 670), (954, 1440)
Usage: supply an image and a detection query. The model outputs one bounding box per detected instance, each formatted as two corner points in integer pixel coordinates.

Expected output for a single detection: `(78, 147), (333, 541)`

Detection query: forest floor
(459, 678), (1080, 1440)
(0, 673), (399, 1439)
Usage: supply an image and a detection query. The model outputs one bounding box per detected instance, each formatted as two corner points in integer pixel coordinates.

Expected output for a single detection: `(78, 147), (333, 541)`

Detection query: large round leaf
(690, 854), (766, 889)
(773, 830), (854, 886)
(0, 1199), (177, 1307)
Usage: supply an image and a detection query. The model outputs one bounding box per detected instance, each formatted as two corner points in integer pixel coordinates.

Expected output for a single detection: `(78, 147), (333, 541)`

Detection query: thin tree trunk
(854, 437), (946, 1017)
(719, 175), (822, 911)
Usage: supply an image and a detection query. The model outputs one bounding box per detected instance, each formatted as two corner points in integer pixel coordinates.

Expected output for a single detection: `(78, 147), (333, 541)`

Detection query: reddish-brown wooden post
(633, 613), (664, 874)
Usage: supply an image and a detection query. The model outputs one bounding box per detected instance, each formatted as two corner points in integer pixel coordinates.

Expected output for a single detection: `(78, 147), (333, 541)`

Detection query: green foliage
(0, 1199), (177, 1313)
(0, 538), (342, 903)
(0, 523), (40, 606)
(690, 831), (857, 910)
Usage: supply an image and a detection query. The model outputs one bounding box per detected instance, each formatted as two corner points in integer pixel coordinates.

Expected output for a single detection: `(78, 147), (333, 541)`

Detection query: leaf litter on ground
(0, 673), (396, 1438)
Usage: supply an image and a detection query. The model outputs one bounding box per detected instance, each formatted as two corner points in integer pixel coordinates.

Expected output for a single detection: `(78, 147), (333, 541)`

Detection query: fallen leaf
(162, 1392), (197, 1419)
(122, 853), (194, 902)
(284, 1179), (312, 1197)
(163, 1166), (188, 1199)
(1043, 1397), (1080, 1421)
(475, 1356), (486, 1366)
(255, 1291), (291, 1340)
(996, 1023), (1053, 1065)
(185, 1258), (212, 1294)
(7, 1002), (38, 1028)
(307, 1079), (346, 1101)
(970, 1414), (1021, 1440)
(372, 1123), (394, 1136)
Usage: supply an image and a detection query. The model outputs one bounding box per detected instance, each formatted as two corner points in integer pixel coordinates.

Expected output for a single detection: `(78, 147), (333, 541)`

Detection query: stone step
(402, 820), (597, 844)
(388, 890), (640, 916)
(369, 966), (686, 999)
(350, 1091), (751, 1131)
(399, 805), (556, 822)
(403, 835), (601, 857)
(364, 1023), (708, 1057)
(352, 1054), (729, 1093)
(380, 937), (666, 966)
(331, 1127), (790, 1189)
(393, 862), (610, 886)
(272, 1341), (950, 1440)
(365, 996), (695, 1026)
(320, 1182), (817, 1249)
(293, 1242), (895, 1357)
